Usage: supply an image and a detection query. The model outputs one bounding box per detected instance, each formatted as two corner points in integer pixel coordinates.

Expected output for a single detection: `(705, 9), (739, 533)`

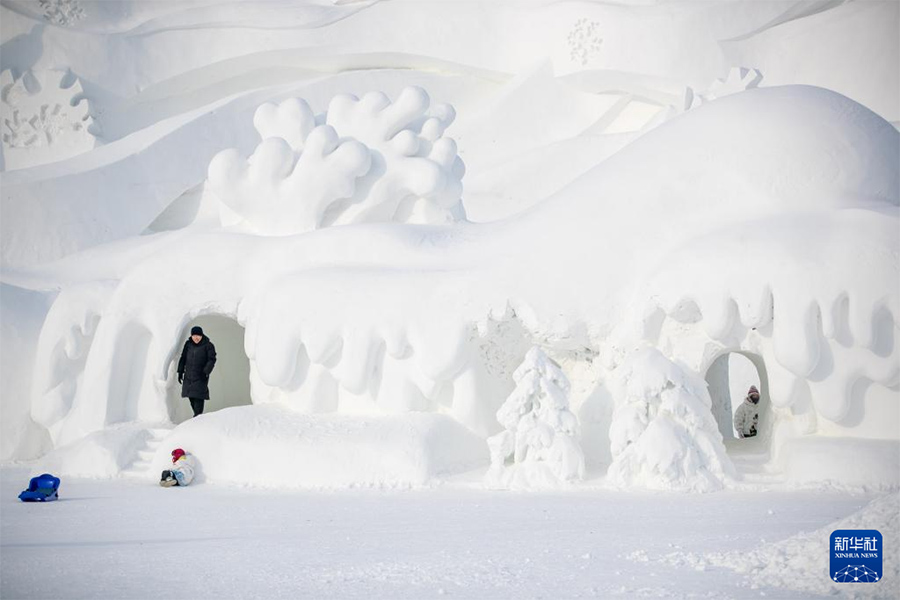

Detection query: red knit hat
(171, 448), (185, 463)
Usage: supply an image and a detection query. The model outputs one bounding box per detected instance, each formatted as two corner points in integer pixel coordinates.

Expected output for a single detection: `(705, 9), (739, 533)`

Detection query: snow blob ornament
(485, 347), (585, 489)
(207, 86), (465, 234)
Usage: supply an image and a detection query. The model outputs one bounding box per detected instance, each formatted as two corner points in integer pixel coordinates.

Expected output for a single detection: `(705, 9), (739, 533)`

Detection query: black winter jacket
(178, 336), (217, 399)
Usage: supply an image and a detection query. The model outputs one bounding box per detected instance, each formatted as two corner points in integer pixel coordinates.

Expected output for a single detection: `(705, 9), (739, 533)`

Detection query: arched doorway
(705, 351), (768, 443)
(168, 314), (251, 423)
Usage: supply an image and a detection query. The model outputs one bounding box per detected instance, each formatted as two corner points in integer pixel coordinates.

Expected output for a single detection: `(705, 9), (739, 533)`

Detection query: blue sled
(18, 473), (60, 502)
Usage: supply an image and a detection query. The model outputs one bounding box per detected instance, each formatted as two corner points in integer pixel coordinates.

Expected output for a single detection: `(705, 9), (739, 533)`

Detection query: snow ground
(1, 467), (892, 599)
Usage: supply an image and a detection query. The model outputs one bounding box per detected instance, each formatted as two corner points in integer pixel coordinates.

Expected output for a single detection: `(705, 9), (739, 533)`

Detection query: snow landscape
(1, 0), (898, 598)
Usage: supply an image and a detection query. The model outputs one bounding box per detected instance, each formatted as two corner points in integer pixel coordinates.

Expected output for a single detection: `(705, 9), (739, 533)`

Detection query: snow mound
(654, 493), (900, 598)
(486, 347), (584, 489)
(540, 86), (898, 224)
(33, 423), (154, 479)
(208, 86), (465, 234)
(151, 405), (487, 489)
(608, 348), (735, 492)
(778, 437), (900, 491)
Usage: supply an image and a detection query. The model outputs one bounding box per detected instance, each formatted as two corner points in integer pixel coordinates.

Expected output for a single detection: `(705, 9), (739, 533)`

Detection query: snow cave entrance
(169, 314), (251, 423)
(704, 351), (769, 445)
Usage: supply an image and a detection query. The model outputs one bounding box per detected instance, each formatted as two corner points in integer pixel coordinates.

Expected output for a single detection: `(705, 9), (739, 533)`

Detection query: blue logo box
(831, 529), (883, 583)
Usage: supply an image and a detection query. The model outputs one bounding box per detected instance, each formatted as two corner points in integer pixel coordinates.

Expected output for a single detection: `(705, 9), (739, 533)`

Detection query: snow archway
(704, 351), (770, 444)
(168, 314), (251, 423)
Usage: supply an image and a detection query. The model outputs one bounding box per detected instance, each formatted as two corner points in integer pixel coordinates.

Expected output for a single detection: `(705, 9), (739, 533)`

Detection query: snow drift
(649, 492), (899, 598)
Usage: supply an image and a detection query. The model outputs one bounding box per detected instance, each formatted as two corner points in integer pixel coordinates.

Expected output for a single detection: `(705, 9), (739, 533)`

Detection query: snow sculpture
(684, 67), (764, 110)
(7, 86), (896, 491)
(207, 86), (466, 234)
(207, 126), (371, 234)
(608, 348), (735, 492)
(1, 69), (95, 170)
(30, 282), (110, 445)
(39, 0), (85, 27)
(486, 347), (585, 488)
(705, 67), (763, 100)
(572, 65), (764, 134)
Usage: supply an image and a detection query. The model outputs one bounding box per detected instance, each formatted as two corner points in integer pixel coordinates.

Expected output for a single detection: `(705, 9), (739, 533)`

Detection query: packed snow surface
(2, 467), (894, 599)
(642, 492), (900, 599)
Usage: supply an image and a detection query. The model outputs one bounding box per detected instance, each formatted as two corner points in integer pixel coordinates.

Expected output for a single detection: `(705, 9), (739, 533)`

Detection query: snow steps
(121, 427), (172, 479)
(729, 451), (786, 485)
(737, 468), (785, 485)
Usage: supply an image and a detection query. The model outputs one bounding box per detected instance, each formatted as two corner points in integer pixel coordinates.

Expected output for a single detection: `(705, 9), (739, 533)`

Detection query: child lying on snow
(160, 448), (196, 487)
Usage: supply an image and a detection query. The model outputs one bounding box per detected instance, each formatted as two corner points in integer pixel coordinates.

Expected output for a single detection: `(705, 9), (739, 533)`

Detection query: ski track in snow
(0, 467), (888, 599)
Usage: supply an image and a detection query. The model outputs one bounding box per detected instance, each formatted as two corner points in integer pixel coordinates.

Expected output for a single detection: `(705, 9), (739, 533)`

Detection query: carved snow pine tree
(486, 347), (584, 488)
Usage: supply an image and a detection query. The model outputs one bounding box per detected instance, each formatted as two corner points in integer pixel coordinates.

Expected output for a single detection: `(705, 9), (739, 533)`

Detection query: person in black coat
(177, 326), (217, 417)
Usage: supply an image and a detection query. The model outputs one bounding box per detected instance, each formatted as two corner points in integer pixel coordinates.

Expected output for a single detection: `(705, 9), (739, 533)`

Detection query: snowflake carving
(3, 104), (86, 149)
(1, 70), (96, 170)
(567, 18), (602, 67)
(39, 0), (86, 27)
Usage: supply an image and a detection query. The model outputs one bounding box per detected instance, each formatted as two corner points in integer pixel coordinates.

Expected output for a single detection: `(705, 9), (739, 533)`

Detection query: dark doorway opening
(705, 351), (767, 442)
(168, 314), (251, 423)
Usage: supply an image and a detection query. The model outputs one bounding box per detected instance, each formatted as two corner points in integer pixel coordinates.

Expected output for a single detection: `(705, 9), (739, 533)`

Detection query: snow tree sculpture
(207, 86), (466, 235)
(608, 348), (735, 492)
(485, 347), (585, 489)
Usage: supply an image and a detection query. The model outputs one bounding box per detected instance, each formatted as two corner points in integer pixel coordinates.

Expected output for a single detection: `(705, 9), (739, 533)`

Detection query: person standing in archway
(733, 385), (760, 438)
(177, 326), (217, 417)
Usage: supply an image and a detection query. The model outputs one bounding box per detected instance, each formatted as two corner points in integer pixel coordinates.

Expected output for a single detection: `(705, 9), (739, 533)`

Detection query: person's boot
(161, 476), (178, 487)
